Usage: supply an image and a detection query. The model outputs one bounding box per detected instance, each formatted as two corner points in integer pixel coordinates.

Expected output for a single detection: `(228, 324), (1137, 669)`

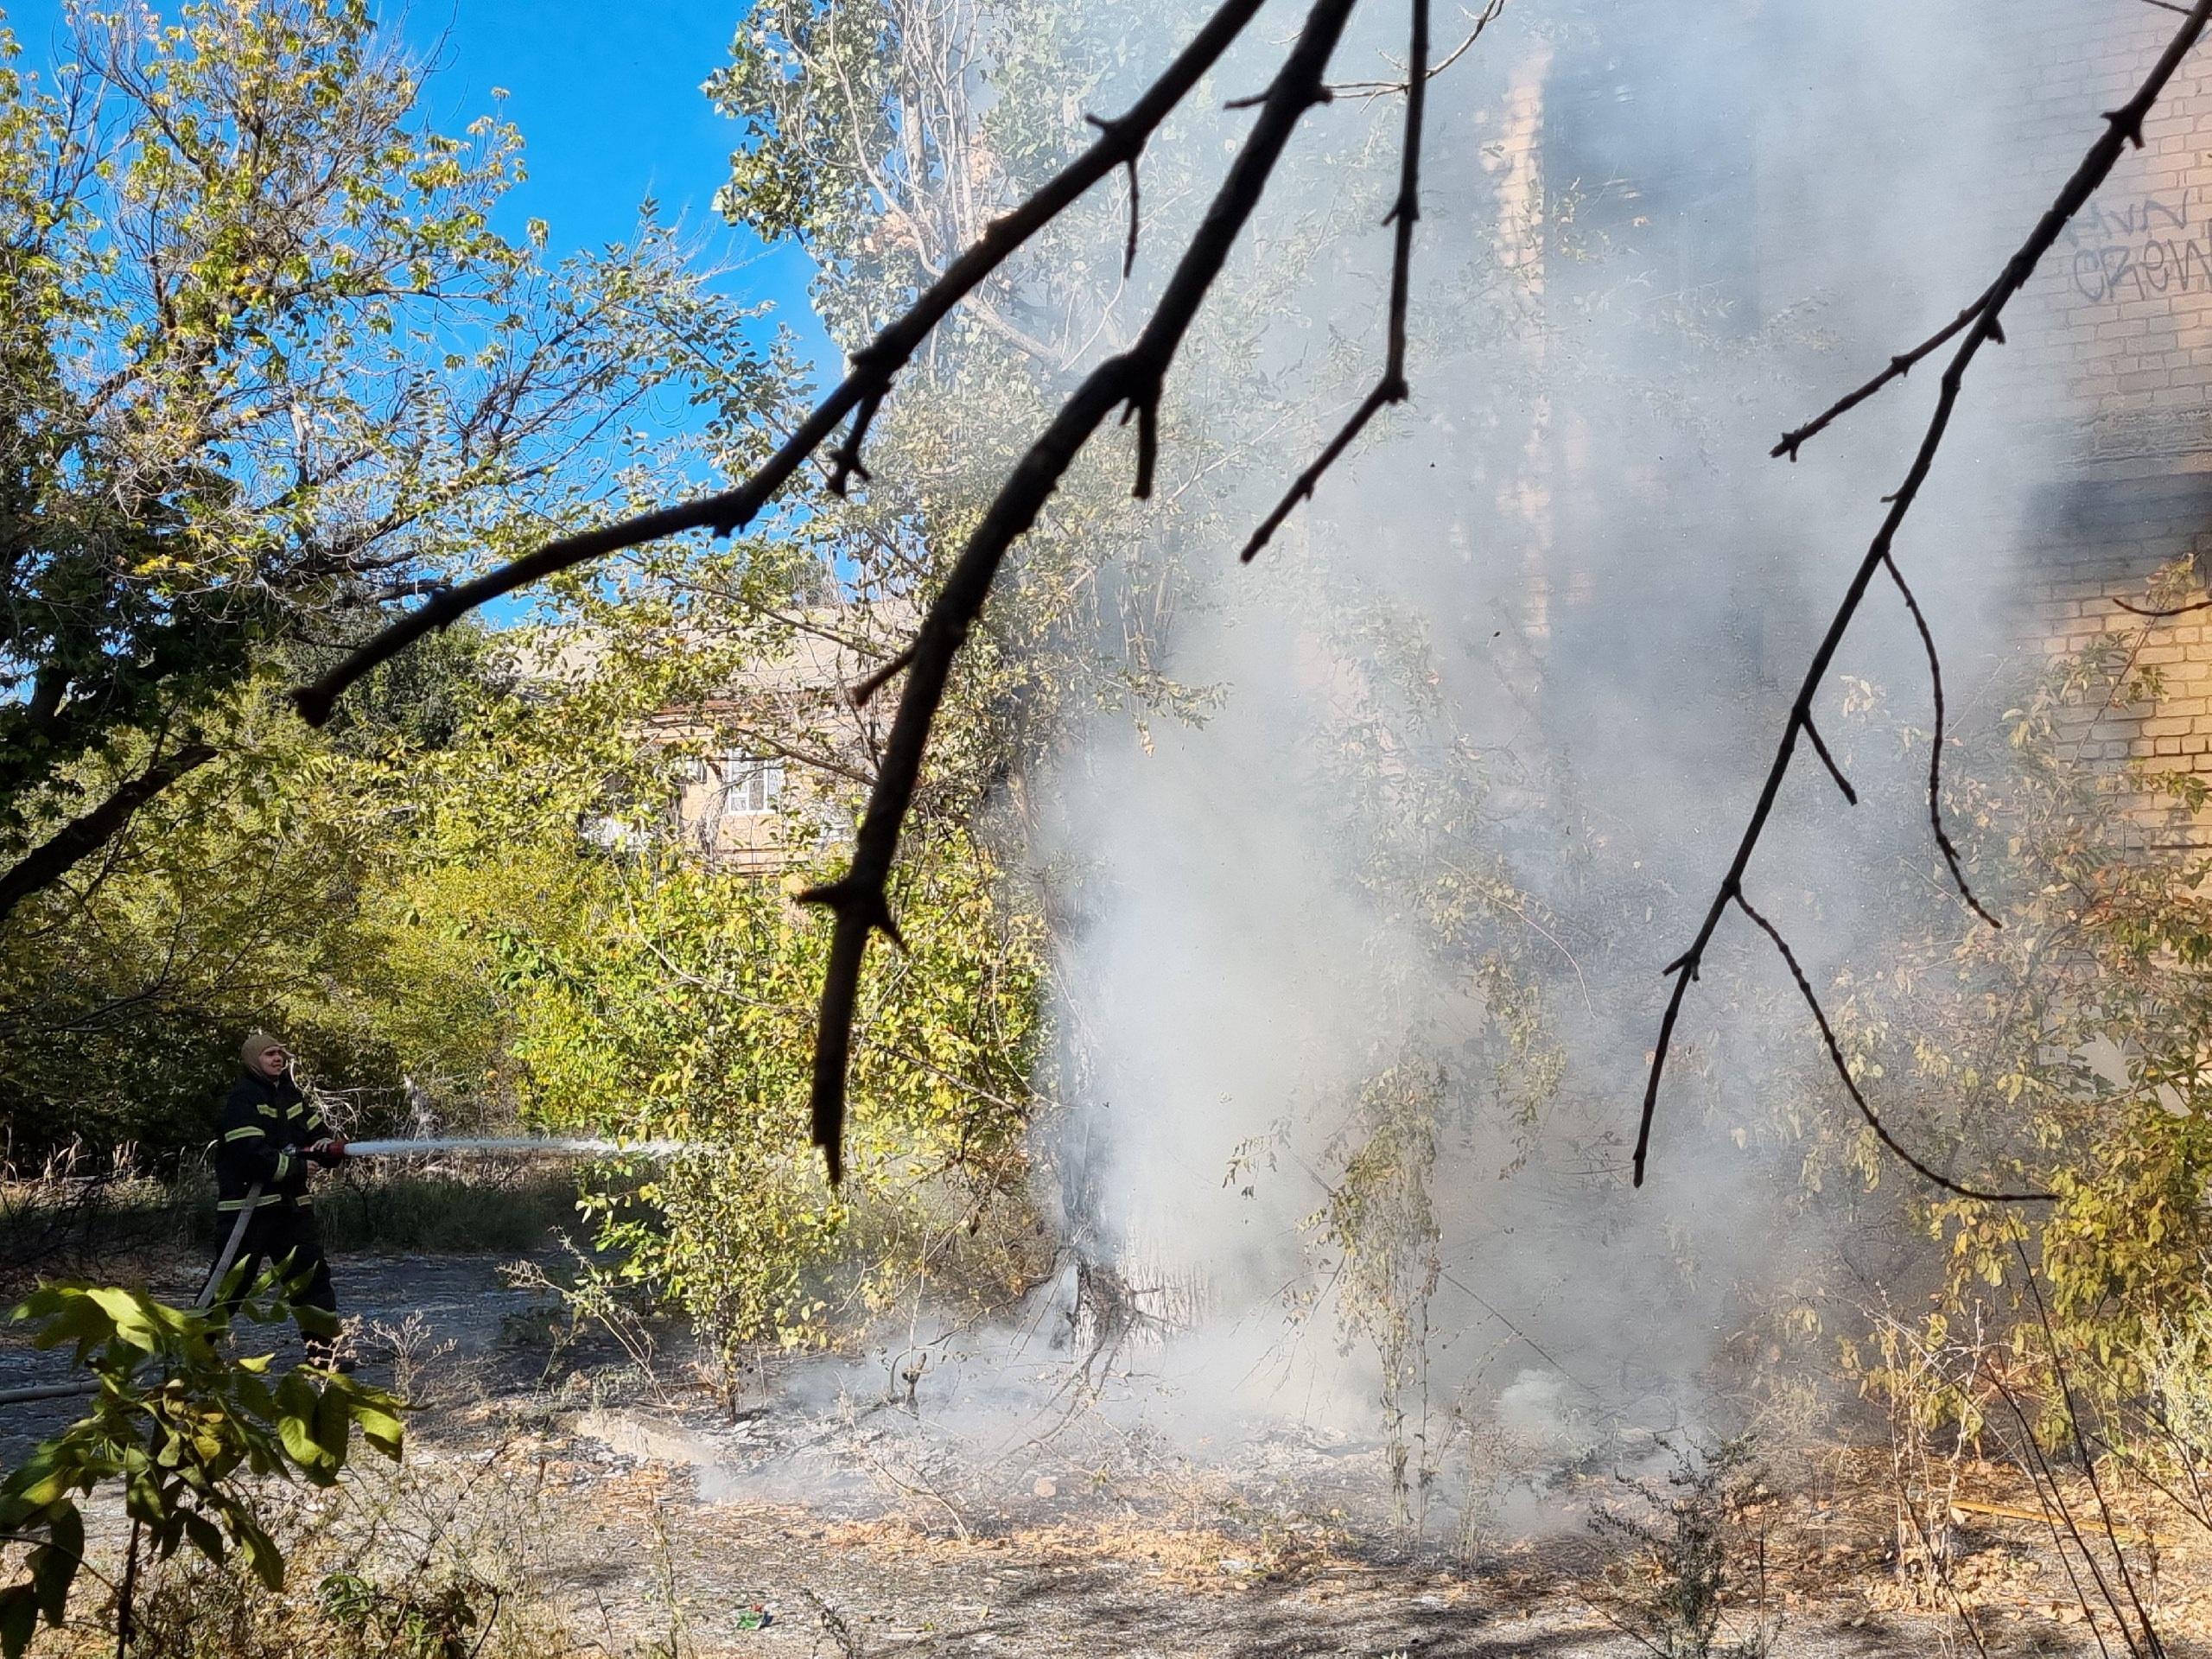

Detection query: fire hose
(0, 1136), (685, 1409)
(340, 1136), (685, 1158)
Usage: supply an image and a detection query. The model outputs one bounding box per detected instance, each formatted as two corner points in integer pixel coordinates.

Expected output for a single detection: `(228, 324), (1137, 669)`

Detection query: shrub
(0, 1283), (405, 1657)
(309, 1166), (582, 1255)
(1589, 1435), (1778, 1659)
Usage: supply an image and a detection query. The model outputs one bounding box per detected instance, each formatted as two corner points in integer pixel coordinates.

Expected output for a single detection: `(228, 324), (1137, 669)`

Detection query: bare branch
(289, 0), (1273, 727)
(1328, 0), (1505, 99)
(826, 387), (886, 497)
(1634, 0), (2212, 1190)
(1884, 552), (1997, 926)
(1085, 113), (1143, 278)
(2113, 591), (2212, 619)
(0, 743), (219, 925)
(850, 639), (918, 709)
(1243, 0), (1432, 563)
(803, 0), (1363, 1181)
(1770, 280), (1999, 461)
(1802, 714), (1858, 806)
(1733, 890), (2051, 1204)
(708, 722), (880, 791)
(1122, 156), (1141, 277)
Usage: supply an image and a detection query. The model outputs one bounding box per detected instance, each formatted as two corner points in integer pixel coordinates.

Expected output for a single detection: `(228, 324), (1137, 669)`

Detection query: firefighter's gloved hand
(304, 1137), (347, 1166)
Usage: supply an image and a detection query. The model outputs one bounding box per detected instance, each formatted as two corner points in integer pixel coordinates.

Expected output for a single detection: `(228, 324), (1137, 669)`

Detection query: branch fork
(798, 876), (906, 953)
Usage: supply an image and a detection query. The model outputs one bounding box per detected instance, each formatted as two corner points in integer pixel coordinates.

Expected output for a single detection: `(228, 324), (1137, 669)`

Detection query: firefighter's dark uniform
(210, 1066), (340, 1352)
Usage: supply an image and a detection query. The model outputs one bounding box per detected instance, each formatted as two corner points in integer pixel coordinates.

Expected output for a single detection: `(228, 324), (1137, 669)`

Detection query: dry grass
(22, 1440), (588, 1659)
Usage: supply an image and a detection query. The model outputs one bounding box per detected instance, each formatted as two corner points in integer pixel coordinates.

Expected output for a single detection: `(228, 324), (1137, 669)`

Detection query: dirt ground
(1, 1249), (2196, 1656)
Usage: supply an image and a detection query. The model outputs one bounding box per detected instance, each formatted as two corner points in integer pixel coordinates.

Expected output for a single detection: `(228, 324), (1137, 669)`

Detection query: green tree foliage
(0, 634), (520, 1161)
(158, 523), (1043, 1351)
(530, 830), (1046, 1357)
(0, 1281), (405, 1657)
(0, 0), (779, 1160)
(0, 0), (769, 914)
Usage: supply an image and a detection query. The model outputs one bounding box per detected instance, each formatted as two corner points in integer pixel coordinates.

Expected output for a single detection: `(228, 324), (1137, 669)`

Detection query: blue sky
(399, 0), (826, 361)
(5, 0), (831, 372)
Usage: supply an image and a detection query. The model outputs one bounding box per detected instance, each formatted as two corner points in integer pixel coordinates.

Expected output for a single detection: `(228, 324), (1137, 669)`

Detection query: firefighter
(210, 1032), (351, 1368)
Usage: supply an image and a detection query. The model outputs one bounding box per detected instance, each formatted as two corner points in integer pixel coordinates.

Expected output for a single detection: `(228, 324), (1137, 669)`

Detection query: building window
(715, 752), (785, 817)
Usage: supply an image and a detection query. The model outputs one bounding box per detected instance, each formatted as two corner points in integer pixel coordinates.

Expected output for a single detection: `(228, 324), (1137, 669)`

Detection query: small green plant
(0, 1281), (407, 1657)
(318, 1570), (496, 1659)
(1589, 1434), (1778, 1659)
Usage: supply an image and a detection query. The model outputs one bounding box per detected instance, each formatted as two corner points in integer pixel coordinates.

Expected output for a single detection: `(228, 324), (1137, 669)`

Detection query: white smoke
(1024, 0), (2093, 1494)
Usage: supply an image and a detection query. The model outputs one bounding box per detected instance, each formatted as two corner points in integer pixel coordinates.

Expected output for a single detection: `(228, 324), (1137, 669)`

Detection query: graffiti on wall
(2067, 188), (2212, 302)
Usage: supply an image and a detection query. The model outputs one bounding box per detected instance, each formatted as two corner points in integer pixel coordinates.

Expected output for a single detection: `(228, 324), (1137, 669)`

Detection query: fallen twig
(802, 1584), (866, 1659)
(1948, 1497), (2171, 1549)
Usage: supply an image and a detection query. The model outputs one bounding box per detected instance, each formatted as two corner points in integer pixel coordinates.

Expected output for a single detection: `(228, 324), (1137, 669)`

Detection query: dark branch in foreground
(287, 0), (1272, 729)
(1086, 113), (1144, 279)
(827, 388), (886, 497)
(1883, 552), (1998, 926)
(1733, 889), (2051, 1204)
(1802, 715), (1858, 805)
(849, 639), (918, 708)
(2113, 591), (2212, 619)
(1770, 279), (1999, 462)
(1243, 0), (1433, 563)
(0, 743), (219, 925)
(800, 0), (1368, 1180)
(1633, 0), (2212, 1192)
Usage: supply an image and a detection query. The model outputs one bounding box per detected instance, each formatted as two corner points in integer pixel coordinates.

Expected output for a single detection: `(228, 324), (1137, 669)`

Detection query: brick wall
(2002, 4), (2212, 842)
(2007, 6), (2212, 454)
